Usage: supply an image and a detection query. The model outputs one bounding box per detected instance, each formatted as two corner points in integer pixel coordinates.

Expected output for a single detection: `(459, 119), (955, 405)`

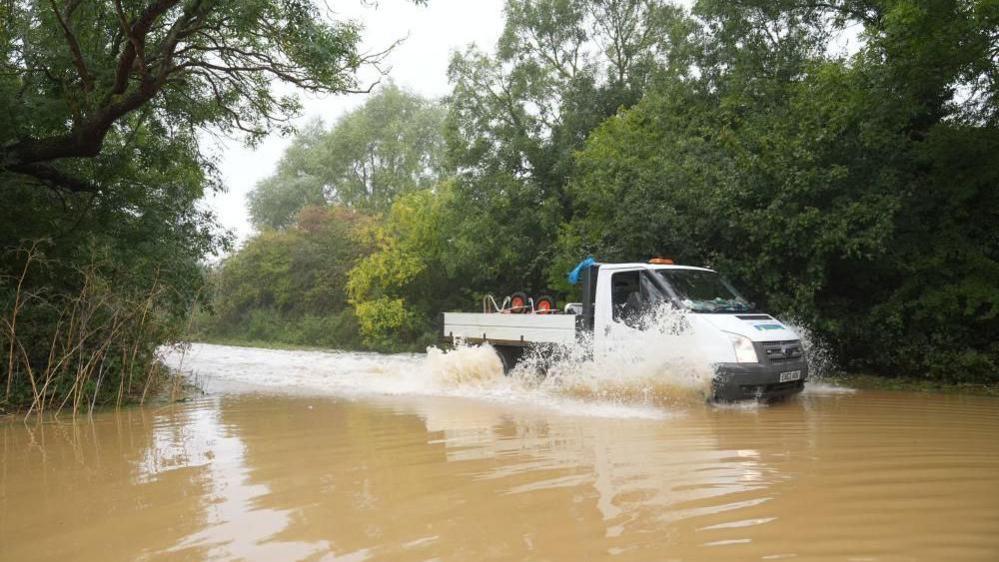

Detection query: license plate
(779, 370), (802, 383)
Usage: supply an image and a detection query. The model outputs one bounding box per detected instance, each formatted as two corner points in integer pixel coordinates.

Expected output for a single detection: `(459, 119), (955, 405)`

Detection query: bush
(1, 243), (188, 416)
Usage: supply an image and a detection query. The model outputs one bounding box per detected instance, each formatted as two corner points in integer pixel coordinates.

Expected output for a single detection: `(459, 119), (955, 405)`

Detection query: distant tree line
(202, 0), (999, 384)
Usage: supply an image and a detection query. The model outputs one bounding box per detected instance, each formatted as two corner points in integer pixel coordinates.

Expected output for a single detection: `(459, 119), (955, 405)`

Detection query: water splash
(162, 307), (821, 418)
(425, 343), (504, 386)
(162, 333), (710, 420)
(505, 304), (716, 407)
(776, 316), (837, 381)
(774, 316), (857, 395)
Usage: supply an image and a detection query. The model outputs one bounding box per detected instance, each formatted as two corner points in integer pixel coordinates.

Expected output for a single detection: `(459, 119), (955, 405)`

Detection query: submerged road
(1, 343), (997, 561)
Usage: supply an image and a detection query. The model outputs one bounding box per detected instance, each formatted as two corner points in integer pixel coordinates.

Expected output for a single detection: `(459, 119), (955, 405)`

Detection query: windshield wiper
(712, 300), (751, 313)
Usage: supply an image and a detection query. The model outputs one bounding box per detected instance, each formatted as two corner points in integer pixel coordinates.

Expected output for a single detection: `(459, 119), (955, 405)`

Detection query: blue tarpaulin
(568, 257), (597, 285)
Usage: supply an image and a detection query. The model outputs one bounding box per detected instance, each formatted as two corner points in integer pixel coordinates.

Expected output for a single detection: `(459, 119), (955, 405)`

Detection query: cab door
(593, 267), (660, 355)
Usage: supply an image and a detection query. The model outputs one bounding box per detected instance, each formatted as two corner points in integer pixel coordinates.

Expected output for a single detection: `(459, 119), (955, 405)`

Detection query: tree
(247, 84), (448, 229)
(0, 118), (230, 412)
(346, 185), (465, 349)
(0, 0), (394, 195)
(564, 0), (999, 382)
(0, 0), (415, 411)
(443, 0), (697, 296)
(246, 120), (331, 230)
(199, 206), (374, 347)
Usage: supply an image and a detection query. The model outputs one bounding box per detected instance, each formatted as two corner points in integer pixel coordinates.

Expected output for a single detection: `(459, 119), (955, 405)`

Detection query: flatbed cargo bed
(443, 312), (578, 347)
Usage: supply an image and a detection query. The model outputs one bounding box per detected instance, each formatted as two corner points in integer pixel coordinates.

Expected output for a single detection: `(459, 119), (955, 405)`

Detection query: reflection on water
(1, 346), (998, 561)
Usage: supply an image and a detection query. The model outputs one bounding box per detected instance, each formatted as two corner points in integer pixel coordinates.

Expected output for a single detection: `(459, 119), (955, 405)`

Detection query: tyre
(535, 295), (556, 314)
(493, 344), (524, 374)
(509, 291), (529, 314)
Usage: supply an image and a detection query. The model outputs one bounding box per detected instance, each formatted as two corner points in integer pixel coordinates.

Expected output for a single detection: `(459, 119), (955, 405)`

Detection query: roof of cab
(596, 262), (716, 273)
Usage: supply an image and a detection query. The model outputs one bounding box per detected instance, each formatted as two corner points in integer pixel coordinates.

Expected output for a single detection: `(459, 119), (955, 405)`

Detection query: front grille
(757, 340), (804, 365)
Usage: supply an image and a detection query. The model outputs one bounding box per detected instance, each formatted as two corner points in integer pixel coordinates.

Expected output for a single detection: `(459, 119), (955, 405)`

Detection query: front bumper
(712, 360), (808, 402)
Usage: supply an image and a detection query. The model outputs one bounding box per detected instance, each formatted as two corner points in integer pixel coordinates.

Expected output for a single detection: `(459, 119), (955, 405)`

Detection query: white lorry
(442, 259), (808, 402)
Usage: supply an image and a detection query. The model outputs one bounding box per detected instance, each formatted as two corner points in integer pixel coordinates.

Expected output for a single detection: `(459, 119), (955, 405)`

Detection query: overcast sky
(201, 0), (507, 247)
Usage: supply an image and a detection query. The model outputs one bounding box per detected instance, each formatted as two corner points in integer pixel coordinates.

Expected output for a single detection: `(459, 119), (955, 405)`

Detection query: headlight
(726, 332), (758, 363)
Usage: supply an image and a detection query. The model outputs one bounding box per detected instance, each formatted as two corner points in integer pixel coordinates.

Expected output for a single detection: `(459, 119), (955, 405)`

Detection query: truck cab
(442, 260), (809, 402)
(582, 262), (808, 401)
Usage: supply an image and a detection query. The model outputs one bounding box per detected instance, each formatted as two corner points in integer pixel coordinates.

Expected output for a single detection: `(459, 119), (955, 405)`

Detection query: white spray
(427, 304), (716, 408)
(161, 307), (732, 418)
(775, 316), (837, 381)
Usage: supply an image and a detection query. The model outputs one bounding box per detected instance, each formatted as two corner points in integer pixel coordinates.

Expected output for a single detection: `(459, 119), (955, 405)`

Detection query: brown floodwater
(1, 344), (998, 561)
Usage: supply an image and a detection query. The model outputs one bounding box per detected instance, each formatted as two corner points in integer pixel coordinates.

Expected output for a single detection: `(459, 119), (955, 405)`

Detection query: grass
(824, 373), (999, 397)
(189, 333), (430, 354)
(189, 335), (351, 353)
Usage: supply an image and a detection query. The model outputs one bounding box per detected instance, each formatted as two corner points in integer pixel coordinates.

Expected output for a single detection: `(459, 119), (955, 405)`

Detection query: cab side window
(612, 270), (669, 329)
(611, 271), (644, 328)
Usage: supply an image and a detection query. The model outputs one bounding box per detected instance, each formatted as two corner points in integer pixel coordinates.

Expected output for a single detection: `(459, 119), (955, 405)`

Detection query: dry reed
(1, 242), (175, 421)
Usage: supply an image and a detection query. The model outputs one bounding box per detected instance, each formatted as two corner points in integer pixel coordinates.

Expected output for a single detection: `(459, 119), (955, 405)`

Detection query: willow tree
(0, 0), (413, 411)
(0, 0), (402, 192)
(247, 84), (448, 230)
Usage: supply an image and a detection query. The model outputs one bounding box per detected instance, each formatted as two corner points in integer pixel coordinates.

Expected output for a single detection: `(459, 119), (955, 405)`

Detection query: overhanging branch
(7, 163), (99, 193)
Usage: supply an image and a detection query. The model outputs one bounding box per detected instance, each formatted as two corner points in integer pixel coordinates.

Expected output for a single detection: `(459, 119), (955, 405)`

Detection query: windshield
(655, 269), (752, 313)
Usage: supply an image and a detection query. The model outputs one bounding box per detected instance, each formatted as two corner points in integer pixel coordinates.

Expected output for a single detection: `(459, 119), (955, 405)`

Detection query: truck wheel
(509, 292), (529, 314)
(535, 295), (555, 314)
(493, 345), (523, 374)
